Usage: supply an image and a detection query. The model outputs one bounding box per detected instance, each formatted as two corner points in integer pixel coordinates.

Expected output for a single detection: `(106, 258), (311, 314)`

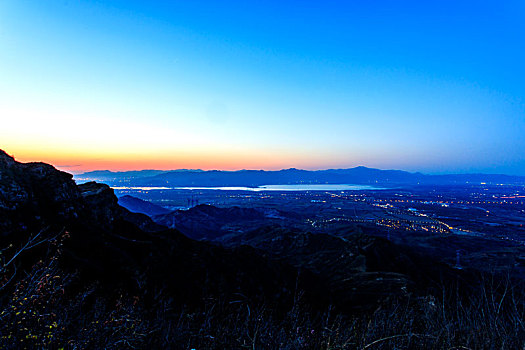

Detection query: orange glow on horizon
(5, 147), (355, 174)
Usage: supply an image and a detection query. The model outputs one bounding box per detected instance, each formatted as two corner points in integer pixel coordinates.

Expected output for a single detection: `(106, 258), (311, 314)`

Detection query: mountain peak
(0, 149), (15, 165)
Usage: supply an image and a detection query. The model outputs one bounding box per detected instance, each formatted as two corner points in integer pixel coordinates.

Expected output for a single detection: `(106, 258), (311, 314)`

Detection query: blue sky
(1, 1), (524, 174)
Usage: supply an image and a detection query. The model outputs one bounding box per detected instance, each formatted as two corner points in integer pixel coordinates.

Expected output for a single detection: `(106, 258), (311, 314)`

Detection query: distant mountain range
(75, 166), (525, 187)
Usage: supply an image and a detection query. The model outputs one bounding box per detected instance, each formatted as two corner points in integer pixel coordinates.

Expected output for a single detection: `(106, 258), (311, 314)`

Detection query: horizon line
(3, 150), (524, 177)
(71, 166), (525, 178)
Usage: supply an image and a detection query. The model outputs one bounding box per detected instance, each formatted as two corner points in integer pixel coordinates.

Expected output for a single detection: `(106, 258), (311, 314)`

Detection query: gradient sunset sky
(1, 1), (524, 174)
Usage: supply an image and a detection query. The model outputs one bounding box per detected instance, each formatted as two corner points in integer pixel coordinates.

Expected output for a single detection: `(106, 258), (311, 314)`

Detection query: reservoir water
(112, 184), (384, 191)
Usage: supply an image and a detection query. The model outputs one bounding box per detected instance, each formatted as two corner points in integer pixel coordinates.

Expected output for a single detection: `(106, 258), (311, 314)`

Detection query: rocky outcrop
(0, 150), (165, 241)
(78, 182), (166, 232)
(0, 150), (80, 240)
(78, 182), (120, 231)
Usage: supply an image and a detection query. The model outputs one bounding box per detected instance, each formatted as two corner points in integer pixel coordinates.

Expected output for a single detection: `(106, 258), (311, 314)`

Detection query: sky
(1, 1), (524, 174)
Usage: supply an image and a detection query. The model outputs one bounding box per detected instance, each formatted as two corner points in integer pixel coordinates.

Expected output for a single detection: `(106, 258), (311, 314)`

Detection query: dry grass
(1, 231), (523, 349)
